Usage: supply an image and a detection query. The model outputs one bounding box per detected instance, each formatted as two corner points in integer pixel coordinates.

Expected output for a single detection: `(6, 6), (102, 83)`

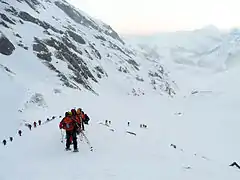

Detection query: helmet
(65, 112), (68, 117)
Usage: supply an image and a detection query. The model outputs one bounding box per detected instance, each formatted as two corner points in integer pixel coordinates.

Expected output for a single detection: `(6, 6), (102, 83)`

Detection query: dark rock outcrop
(18, 11), (63, 34)
(62, 35), (82, 54)
(67, 30), (85, 44)
(17, 0), (43, 13)
(33, 37), (52, 62)
(127, 59), (139, 71)
(0, 21), (9, 28)
(0, 64), (15, 75)
(0, 13), (15, 24)
(33, 37), (97, 91)
(89, 44), (101, 59)
(0, 34), (15, 55)
(108, 41), (130, 57)
(43, 61), (78, 89)
(95, 35), (106, 41)
(0, 0), (9, 5)
(4, 6), (18, 15)
(55, 1), (124, 44)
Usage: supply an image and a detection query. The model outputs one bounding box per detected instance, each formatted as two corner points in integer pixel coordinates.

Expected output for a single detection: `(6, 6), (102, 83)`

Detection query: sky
(68, 0), (240, 35)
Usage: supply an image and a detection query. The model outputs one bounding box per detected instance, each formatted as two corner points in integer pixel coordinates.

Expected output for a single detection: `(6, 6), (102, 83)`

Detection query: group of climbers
(59, 108), (90, 152)
(2, 120), (42, 146)
(26, 120), (42, 131)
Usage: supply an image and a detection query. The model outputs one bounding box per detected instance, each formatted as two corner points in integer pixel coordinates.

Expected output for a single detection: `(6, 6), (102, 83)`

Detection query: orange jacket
(76, 115), (81, 124)
(59, 117), (75, 131)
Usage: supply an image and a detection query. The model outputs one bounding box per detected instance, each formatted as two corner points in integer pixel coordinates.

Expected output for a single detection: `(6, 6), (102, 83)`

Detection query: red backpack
(62, 117), (74, 131)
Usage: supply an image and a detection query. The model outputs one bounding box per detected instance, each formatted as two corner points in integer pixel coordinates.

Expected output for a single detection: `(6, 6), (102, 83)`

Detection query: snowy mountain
(0, 0), (175, 95)
(0, 0), (176, 136)
(1, 1), (240, 180)
(126, 26), (240, 71)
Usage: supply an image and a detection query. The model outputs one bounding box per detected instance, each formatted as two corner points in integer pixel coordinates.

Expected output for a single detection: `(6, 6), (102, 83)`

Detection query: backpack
(62, 117), (74, 131)
(83, 114), (90, 124)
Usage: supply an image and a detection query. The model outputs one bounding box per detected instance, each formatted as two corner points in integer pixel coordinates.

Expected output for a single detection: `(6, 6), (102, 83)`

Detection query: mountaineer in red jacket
(59, 111), (79, 152)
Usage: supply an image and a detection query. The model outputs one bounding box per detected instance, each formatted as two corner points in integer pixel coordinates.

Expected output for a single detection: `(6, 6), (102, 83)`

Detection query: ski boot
(65, 147), (71, 151)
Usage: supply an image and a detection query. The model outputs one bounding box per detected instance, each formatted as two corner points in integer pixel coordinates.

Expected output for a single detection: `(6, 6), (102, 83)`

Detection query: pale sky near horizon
(68, 0), (240, 35)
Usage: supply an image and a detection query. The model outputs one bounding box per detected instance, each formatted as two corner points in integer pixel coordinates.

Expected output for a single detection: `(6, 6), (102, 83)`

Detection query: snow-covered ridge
(0, 0), (175, 97)
(126, 26), (240, 71)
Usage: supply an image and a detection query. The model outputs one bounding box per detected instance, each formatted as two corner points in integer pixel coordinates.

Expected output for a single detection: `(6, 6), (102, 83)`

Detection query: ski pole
(60, 129), (64, 143)
(81, 131), (93, 151)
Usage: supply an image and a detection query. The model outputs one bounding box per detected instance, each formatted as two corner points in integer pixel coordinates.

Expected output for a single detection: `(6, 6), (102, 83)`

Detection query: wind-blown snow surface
(1, 65), (240, 179)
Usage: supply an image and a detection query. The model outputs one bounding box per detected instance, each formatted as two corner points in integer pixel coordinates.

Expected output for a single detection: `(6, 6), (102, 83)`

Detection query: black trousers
(66, 130), (77, 150)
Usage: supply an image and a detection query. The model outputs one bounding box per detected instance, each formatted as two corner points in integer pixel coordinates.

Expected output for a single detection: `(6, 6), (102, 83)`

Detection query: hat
(76, 108), (82, 114)
(71, 109), (77, 115)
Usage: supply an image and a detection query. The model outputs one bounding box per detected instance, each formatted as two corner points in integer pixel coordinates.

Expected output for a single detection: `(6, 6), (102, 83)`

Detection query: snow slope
(0, 0), (175, 96)
(1, 1), (240, 180)
(0, 0), (176, 138)
(1, 86), (240, 180)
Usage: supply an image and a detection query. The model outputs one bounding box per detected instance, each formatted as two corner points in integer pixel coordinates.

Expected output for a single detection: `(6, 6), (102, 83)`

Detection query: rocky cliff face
(0, 0), (176, 96)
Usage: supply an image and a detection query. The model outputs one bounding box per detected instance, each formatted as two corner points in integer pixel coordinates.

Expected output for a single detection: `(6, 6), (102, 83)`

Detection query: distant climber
(59, 111), (80, 152)
(38, 120), (42, 125)
(33, 121), (37, 128)
(9, 137), (13, 142)
(28, 124), (32, 130)
(18, 130), (22, 136)
(2, 139), (6, 146)
(142, 124), (148, 128)
(170, 144), (177, 149)
(128, 122), (130, 126)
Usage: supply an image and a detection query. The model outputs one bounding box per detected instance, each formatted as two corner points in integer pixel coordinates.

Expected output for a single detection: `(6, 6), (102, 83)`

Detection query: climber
(71, 109), (82, 134)
(33, 121), (37, 128)
(9, 137), (13, 142)
(2, 139), (6, 146)
(38, 120), (42, 125)
(59, 111), (79, 152)
(18, 130), (22, 136)
(28, 124), (32, 130)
